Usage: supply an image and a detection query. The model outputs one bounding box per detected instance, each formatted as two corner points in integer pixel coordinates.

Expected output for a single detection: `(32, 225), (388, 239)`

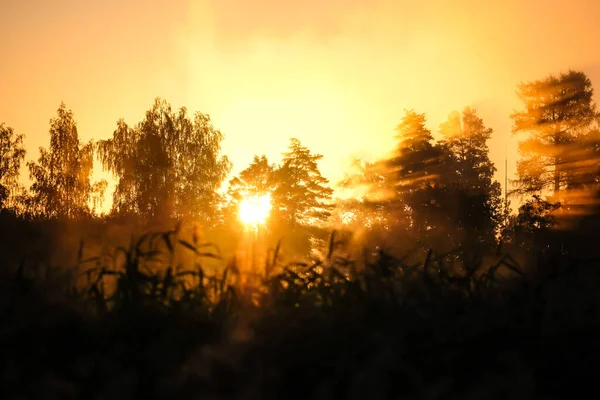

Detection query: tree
(336, 158), (407, 234)
(97, 98), (231, 222)
(438, 108), (503, 248)
(388, 110), (448, 247)
(228, 155), (275, 203)
(563, 122), (600, 191)
(333, 158), (409, 254)
(222, 155), (276, 227)
(514, 195), (561, 233)
(0, 123), (26, 210)
(27, 103), (102, 218)
(390, 110), (442, 193)
(338, 111), (446, 252)
(271, 138), (333, 228)
(511, 70), (599, 196)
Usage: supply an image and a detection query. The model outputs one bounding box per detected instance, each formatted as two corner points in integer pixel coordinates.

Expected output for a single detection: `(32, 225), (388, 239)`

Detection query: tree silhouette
(333, 157), (413, 254)
(505, 194), (562, 257)
(337, 111), (450, 251)
(228, 155), (275, 203)
(0, 123), (26, 210)
(337, 158), (407, 235)
(223, 155), (276, 227)
(272, 138), (333, 228)
(27, 103), (103, 218)
(338, 109), (502, 252)
(390, 110), (442, 192)
(387, 110), (448, 247)
(511, 70), (599, 196)
(559, 121), (600, 195)
(438, 108), (502, 248)
(97, 98), (231, 222)
(514, 195), (561, 233)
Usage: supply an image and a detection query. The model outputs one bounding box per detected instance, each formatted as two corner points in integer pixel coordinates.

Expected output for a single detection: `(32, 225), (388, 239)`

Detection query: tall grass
(1, 226), (600, 399)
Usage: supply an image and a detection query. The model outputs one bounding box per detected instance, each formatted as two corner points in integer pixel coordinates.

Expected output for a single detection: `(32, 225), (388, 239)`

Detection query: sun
(239, 193), (272, 226)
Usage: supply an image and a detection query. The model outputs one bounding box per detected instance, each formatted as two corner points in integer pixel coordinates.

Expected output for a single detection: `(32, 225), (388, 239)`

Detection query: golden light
(339, 211), (356, 225)
(239, 193), (272, 226)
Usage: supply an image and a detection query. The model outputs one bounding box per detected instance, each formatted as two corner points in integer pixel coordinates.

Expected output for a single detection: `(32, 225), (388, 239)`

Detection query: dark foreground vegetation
(1, 220), (600, 400)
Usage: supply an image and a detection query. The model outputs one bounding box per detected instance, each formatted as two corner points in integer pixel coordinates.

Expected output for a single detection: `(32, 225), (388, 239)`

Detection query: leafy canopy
(97, 98), (231, 222)
(27, 103), (103, 218)
(0, 123), (26, 210)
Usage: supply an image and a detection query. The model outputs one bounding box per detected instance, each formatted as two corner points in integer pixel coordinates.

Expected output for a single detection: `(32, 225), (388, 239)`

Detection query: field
(1, 215), (599, 399)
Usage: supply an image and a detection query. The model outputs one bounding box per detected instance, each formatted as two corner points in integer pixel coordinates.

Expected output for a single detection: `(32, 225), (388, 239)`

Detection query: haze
(2, 0), (600, 209)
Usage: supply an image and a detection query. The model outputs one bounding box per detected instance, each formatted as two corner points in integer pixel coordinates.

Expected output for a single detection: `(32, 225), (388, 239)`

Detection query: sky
(2, 0), (600, 210)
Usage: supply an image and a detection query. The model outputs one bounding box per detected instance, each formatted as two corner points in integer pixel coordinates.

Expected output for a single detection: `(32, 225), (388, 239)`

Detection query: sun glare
(239, 193), (272, 226)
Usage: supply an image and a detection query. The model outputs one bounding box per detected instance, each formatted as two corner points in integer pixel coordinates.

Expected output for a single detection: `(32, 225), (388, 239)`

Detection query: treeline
(0, 99), (333, 230)
(2, 70), (600, 261)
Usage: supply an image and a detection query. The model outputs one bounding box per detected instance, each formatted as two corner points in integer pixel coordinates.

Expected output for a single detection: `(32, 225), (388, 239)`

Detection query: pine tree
(272, 138), (333, 228)
(438, 108), (502, 248)
(511, 70), (598, 196)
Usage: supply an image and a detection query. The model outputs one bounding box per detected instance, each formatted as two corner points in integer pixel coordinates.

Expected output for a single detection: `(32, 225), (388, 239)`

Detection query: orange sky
(2, 0), (600, 210)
